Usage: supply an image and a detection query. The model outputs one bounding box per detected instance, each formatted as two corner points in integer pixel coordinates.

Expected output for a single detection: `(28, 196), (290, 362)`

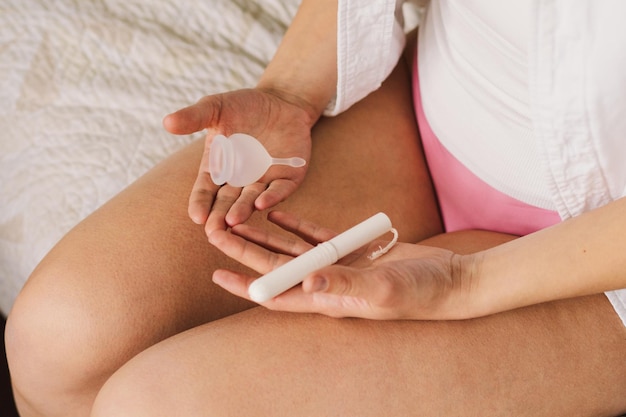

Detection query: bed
(0, 0), (302, 315)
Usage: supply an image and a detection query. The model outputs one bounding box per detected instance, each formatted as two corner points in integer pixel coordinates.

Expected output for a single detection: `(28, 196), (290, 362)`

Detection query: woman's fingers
(162, 96), (223, 135)
(254, 178), (300, 211)
(211, 270), (322, 314)
(188, 176), (217, 225)
(230, 223), (314, 257)
(203, 186), (242, 235)
(211, 269), (257, 300)
(305, 265), (397, 303)
(209, 229), (293, 275)
(267, 211), (338, 245)
(212, 266), (383, 319)
(187, 135), (220, 225)
(225, 183), (268, 226)
(189, 134), (268, 230)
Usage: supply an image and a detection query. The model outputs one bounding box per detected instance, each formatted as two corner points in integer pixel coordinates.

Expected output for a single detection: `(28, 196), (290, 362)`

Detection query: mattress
(0, 0), (299, 315)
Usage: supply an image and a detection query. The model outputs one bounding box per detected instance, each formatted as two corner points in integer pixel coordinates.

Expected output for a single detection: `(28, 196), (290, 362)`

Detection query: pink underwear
(412, 57), (561, 236)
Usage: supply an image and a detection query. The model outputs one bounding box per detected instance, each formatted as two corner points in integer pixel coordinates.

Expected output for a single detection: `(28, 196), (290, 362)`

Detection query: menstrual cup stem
(270, 157), (306, 167)
(209, 133), (307, 187)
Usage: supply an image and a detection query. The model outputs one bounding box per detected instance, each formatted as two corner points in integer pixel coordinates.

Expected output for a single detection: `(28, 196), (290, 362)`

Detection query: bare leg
(90, 231), (626, 417)
(5, 57), (441, 417)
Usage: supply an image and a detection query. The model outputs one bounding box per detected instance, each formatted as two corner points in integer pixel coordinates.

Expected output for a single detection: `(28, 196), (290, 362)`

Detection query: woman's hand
(163, 89), (315, 235)
(210, 211), (478, 320)
(163, 0), (340, 236)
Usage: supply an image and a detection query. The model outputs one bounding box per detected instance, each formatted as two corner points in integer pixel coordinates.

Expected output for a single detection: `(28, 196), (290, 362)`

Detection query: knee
(90, 364), (166, 417)
(90, 349), (210, 417)
(5, 266), (116, 416)
(90, 330), (241, 417)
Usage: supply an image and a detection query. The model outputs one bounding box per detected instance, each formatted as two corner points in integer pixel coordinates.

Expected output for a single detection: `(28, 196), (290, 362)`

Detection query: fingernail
(309, 276), (328, 293)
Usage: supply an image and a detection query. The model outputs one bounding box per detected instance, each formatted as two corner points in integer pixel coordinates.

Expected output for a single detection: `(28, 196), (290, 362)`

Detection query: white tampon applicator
(248, 212), (394, 303)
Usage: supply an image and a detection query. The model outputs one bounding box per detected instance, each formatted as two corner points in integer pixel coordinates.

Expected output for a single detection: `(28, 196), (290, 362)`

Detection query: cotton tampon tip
(248, 280), (277, 303)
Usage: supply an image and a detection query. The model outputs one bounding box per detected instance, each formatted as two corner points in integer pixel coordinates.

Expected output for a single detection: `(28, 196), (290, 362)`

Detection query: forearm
(257, 0), (338, 124)
(469, 197), (626, 317)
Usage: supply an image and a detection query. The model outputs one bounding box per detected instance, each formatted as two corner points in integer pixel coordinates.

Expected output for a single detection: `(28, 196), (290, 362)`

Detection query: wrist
(447, 252), (490, 320)
(255, 83), (324, 128)
(256, 0), (337, 124)
(455, 249), (534, 319)
(461, 241), (544, 319)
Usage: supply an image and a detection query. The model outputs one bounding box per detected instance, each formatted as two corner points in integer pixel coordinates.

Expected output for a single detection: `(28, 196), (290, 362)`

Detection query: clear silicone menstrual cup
(209, 133), (306, 187)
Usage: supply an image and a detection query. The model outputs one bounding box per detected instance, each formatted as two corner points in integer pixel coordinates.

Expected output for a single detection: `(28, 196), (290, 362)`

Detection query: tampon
(248, 212), (393, 303)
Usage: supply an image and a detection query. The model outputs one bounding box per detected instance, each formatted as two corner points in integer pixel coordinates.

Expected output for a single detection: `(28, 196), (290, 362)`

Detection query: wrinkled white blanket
(0, 0), (299, 315)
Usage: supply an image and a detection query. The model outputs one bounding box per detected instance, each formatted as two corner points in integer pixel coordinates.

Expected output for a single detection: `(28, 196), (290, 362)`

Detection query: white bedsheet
(0, 0), (299, 315)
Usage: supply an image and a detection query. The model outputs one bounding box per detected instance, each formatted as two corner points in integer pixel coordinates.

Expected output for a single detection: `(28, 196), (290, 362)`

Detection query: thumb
(163, 96), (222, 135)
(303, 265), (387, 300)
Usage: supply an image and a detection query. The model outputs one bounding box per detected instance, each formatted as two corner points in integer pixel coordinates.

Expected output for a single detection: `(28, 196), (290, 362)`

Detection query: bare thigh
(6, 57), (441, 415)
(92, 231), (626, 417)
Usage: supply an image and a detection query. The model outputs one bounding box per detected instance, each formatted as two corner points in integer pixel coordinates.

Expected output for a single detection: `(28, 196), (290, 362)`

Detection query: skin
(5, 0), (626, 415)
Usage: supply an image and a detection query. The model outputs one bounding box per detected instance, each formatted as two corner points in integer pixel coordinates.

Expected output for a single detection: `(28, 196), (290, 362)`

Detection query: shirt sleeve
(323, 0), (407, 116)
(530, 0), (626, 218)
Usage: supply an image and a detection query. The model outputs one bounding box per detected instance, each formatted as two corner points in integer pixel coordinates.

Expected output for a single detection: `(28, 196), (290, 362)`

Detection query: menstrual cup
(209, 133), (306, 187)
